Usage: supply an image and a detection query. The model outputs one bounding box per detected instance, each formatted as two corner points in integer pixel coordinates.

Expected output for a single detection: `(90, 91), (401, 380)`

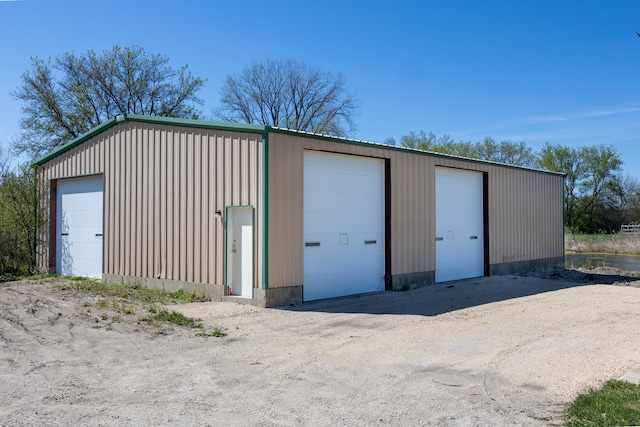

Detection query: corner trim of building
(261, 132), (269, 290)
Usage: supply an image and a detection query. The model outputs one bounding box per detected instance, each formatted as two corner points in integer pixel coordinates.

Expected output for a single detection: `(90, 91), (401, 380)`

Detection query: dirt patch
(528, 266), (640, 286)
(2, 273), (640, 426)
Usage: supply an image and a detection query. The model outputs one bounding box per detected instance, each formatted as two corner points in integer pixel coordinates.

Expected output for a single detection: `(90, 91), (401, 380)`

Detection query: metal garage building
(36, 114), (564, 306)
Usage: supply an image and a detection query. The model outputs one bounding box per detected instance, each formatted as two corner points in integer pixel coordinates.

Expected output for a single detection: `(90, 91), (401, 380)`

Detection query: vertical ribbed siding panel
(106, 133), (115, 274)
(125, 127), (133, 275)
(159, 128), (168, 280)
(136, 127), (144, 277)
(185, 132), (194, 283)
(193, 133), (202, 284)
(208, 134), (217, 283)
(267, 134), (304, 287)
(141, 128), (150, 278)
(216, 135), (225, 283)
(395, 151), (409, 273)
(201, 134), (210, 284)
(170, 129), (179, 279)
(133, 127), (142, 276)
(179, 130), (188, 281)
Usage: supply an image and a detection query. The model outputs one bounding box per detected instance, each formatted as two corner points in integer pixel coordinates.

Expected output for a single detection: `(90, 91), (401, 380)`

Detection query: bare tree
(216, 59), (360, 137)
(13, 45), (206, 159)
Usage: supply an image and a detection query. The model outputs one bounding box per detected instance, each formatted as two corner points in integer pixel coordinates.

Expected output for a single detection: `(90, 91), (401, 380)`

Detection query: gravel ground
(2, 271), (640, 426)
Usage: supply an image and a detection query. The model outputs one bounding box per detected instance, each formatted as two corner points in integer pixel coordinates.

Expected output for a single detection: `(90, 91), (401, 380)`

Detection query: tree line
(0, 44), (636, 276)
(385, 130), (638, 234)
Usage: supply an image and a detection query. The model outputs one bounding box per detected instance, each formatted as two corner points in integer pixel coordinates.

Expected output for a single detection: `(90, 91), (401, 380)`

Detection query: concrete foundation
(103, 274), (225, 299)
(391, 271), (436, 291)
(489, 256), (565, 276)
(254, 285), (303, 307)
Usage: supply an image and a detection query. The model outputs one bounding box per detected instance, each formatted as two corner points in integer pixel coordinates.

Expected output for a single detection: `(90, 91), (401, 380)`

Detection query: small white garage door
(304, 151), (385, 301)
(435, 168), (484, 282)
(56, 175), (104, 278)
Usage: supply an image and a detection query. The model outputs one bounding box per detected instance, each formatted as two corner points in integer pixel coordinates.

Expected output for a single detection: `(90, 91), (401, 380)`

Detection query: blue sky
(1, 0), (640, 178)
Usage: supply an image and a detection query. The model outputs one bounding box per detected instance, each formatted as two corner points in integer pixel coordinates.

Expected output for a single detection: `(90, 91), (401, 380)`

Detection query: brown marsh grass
(565, 233), (640, 255)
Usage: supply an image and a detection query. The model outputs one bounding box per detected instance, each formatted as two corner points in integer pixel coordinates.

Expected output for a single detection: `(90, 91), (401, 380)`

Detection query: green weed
(195, 329), (227, 338)
(565, 379), (640, 426)
(138, 310), (203, 329)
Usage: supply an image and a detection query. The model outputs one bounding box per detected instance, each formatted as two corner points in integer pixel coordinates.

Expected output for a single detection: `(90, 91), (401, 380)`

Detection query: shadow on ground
(286, 269), (640, 317)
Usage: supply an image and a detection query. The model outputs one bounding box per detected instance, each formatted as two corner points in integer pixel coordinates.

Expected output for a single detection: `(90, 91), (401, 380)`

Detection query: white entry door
(56, 175), (104, 278)
(435, 168), (484, 282)
(227, 207), (253, 298)
(303, 151), (385, 301)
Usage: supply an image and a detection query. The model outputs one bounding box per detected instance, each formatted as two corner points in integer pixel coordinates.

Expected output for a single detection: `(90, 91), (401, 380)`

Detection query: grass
(565, 233), (640, 255)
(55, 277), (208, 305)
(35, 276), (227, 337)
(565, 380), (640, 426)
(139, 310), (203, 329)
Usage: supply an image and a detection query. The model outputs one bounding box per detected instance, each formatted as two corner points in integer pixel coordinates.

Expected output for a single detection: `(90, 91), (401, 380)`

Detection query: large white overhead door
(435, 168), (484, 282)
(303, 151), (385, 301)
(56, 175), (104, 278)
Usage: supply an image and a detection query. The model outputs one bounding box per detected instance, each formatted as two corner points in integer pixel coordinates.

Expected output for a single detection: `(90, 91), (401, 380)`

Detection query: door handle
(470, 236), (478, 240)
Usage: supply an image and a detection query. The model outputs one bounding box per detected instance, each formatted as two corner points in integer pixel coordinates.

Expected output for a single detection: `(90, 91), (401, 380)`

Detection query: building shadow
(281, 270), (640, 317)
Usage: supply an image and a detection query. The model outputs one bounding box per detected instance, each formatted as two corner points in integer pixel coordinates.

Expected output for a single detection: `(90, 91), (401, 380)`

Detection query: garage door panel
(305, 173), (382, 194)
(304, 251), (384, 276)
(304, 270), (385, 301)
(304, 236), (384, 256)
(304, 152), (385, 301)
(305, 214), (382, 234)
(56, 175), (104, 278)
(436, 168), (484, 282)
(305, 193), (382, 215)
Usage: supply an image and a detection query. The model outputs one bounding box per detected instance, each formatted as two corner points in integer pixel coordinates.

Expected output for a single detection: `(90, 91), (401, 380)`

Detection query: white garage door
(56, 175), (104, 278)
(304, 151), (385, 301)
(435, 168), (484, 282)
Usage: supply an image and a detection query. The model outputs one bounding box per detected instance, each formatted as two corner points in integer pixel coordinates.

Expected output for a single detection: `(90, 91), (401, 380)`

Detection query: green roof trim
(34, 114), (268, 166)
(123, 114), (267, 133)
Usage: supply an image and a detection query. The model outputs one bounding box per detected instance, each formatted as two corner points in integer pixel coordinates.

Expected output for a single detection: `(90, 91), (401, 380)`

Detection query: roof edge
(34, 114), (565, 177)
(124, 114), (267, 133)
(268, 127), (566, 177)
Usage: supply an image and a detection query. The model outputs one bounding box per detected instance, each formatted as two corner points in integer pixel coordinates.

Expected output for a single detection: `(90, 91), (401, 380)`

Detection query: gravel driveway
(2, 273), (640, 426)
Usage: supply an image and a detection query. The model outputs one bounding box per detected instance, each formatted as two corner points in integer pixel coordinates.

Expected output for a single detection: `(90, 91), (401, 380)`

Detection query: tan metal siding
(37, 122), (263, 288)
(267, 134), (563, 288)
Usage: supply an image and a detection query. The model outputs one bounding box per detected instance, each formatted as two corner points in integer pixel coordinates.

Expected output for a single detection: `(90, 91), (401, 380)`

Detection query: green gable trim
(267, 127), (566, 177)
(34, 114), (268, 166)
(34, 116), (120, 166)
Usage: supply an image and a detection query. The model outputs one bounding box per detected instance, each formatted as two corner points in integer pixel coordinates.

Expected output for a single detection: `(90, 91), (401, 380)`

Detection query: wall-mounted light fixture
(215, 210), (222, 217)
(115, 114), (125, 122)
